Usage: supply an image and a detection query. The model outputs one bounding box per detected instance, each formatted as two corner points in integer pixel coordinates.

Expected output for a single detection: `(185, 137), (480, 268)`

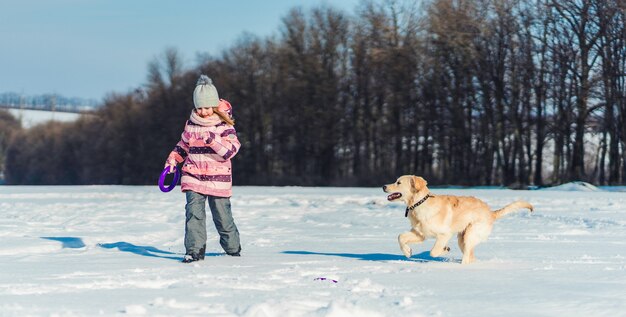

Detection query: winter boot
(227, 246), (241, 257)
(199, 244), (206, 260)
(182, 252), (202, 263)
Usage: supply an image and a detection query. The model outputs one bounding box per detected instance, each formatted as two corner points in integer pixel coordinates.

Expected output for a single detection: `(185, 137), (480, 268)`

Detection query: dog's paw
(401, 246), (412, 259)
(430, 246), (450, 257)
(439, 246), (451, 255)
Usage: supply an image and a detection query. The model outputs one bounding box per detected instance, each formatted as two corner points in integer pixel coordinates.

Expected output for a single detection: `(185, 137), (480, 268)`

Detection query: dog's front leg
(430, 234), (452, 257)
(398, 229), (425, 258)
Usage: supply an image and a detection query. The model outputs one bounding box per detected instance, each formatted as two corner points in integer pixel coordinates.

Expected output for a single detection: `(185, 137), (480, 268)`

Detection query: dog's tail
(492, 200), (533, 220)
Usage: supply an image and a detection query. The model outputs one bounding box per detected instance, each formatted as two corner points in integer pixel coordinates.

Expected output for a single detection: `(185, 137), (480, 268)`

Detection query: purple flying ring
(158, 166), (180, 192)
(314, 277), (338, 283)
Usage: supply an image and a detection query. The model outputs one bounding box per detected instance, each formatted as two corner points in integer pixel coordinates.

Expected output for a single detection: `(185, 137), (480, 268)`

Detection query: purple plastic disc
(314, 277), (338, 283)
(158, 166), (180, 192)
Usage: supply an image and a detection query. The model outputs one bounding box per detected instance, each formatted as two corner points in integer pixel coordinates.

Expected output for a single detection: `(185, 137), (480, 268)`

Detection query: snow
(1, 185), (625, 316)
(6, 108), (81, 128)
(541, 181), (603, 192)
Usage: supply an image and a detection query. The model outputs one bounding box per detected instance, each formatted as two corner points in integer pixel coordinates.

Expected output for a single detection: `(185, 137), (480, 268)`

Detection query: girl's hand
(164, 160), (177, 174)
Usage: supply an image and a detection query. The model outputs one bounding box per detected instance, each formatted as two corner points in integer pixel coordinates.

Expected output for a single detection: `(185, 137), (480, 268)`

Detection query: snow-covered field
(6, 108), (81, 128)
(1, 185), (625, 316)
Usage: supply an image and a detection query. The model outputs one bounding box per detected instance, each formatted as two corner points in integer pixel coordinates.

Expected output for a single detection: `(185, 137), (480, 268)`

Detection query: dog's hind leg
(430, 233), (452, 257)
(461, 224), (477, 264)
(457, 232), (465, 254)
(461, 243), (477, 264)
(398, 229), (424, 258)
(461, 222), (491, 264)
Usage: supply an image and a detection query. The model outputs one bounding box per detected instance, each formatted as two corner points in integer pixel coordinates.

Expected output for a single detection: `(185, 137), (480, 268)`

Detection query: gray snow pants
(184, 191), (241, 255)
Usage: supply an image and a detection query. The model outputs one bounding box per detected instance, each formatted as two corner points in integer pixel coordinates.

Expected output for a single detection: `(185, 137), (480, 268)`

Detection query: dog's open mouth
(387, 192), (402, 201)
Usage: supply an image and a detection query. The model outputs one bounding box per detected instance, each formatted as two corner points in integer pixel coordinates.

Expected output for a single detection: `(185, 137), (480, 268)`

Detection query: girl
(165, 75), (242, 263)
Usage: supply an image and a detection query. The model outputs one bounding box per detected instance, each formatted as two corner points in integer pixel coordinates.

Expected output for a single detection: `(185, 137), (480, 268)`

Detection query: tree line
(3, 0), (625, 187)
(0, 92), (100, 110)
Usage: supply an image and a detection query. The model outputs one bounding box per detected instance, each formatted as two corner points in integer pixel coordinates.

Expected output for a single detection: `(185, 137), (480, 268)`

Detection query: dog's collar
(405, 194), (431, 217)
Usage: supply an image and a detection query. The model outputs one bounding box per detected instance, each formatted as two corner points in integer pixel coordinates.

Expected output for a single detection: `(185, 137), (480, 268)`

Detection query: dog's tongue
(387, 192), (402, 201)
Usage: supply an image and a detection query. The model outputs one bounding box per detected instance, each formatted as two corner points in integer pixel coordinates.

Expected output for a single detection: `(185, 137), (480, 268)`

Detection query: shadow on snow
(41, 236), (86, 249)
(97, 242), (180, 260)
(282, 250), (455, 263)
(40, 237), (228, 261)
(96, 242), (227, 261)
(98, 242), (221, 261)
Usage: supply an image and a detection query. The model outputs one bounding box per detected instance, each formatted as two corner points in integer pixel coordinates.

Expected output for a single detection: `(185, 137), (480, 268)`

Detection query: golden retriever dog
(383, 175), (533, 264)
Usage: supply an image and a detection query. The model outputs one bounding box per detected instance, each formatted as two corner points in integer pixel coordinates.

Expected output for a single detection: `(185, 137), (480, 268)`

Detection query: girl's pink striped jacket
(166, 100), (241, 197)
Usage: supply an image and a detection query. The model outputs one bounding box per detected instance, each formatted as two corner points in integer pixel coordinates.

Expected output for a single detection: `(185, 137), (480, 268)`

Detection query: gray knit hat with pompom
(193, 75), (219, 108)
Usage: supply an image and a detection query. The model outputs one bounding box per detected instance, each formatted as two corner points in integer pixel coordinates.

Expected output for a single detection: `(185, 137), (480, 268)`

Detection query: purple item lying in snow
(158, 166), (180, 192)
(314, 277), (338, 283)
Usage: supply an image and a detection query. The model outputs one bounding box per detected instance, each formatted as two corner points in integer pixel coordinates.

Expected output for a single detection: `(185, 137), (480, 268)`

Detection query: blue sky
(0, 0), (361, 100)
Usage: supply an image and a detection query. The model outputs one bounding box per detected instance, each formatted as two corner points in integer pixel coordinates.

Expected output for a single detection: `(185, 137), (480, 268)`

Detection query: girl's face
(195, 107), (214, 118)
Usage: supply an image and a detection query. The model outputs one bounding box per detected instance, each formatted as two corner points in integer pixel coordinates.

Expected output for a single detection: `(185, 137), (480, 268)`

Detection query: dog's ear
(411, 176), (427, 193)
